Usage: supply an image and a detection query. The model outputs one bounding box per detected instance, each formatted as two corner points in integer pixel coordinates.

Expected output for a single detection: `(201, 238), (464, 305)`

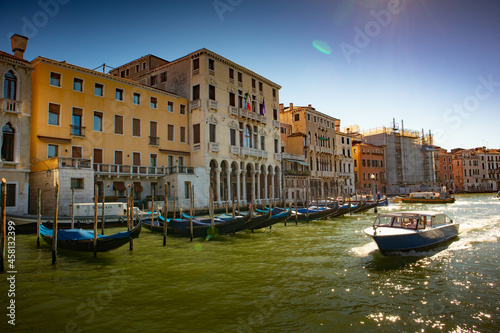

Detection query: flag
(260, 99), (266, 116)
(245, 93), (252, 112)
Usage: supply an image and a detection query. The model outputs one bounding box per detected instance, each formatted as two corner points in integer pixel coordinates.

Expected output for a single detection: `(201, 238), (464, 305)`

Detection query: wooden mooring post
(101, 188), (105, 235)
(52, 182), (60, 264)
(1, 179), (6, 272)
(164, 184), (168, 246)
(93, 184), (98, 257)
(71, 188), (75, 229)
(37, 188), (41, 248)
(190, 185), (194, 242)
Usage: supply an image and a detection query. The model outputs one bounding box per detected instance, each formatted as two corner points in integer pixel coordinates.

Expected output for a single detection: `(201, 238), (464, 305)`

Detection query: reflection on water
(1, 194), (499, 332)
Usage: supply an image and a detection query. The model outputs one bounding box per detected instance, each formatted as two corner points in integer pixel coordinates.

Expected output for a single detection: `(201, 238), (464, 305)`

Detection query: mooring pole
(52, 182), (60, 264)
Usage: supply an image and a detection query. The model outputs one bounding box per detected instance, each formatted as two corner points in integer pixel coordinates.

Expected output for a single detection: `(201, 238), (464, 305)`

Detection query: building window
(114, 150), (123, 165)
(209, 123), (216, 143)
(192, 85), (200, 100)
(229, 68), (234, 80)
(73, 78), (83, 92)
(133, 152), (141, 166)
(274, 139), (279, 153)
(244, 125), (252, 148)
(272, 88), (276, 98)
(150, 97), (158, 109)
(114, 115), (124, 134)
(149, 121), (158, 146)
(142, 62), (147, 70)
(238, 72), (242, 83)
(5, 183), (16, 207)
(71, 107), (83, 136)
(209, 85), (216, 100)
(1, 123), (15, 161)
(150, 153), (157, 167)
(185, 182), (191, 199)
(115, 88), (123, 101)
(50, 72), (61, 87)
(120, 70), (125, 78)
(193, 58), (199, 71)
(48, 144), (58, 158)
(252, 78), (256, 89)
(167, 155), (174, 167)
(167, 124), (174, 141)
(72, 146), (82, 158)
(208, 59), (215, 71)
(133, 93), (141, 105)
(150, 75), (157, 85)
(259, 82), (263, 92)
(93, 111), (103, 132)
(178, 156), (184, 167)
(180, 104), (186, 115)
(132, 118), (141, 137)
(294, 114), (299, 121)
(95, 83), (104, 97)
(230, 128), (236, 146)
(273, 109), (278, 121)
(71, 178), (84, 189)
(161, 72), (167, 82)
(168, 101), (174, 112)
(260, 136), (265, 151)
(93, 148), (103, 165)
(135, 65), (140, 72)
(4, 70), (17, 100)
(193, 124), (200, 144)
(48, 103), (60, 125)
(229, 92), (236, 107)
(180, 126), (186, 143)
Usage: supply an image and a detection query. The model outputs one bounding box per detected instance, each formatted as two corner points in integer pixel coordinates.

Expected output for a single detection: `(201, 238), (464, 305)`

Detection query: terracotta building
(353, 142), (385, 194)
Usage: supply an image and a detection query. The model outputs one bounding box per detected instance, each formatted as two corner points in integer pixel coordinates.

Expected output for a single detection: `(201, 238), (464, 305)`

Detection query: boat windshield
(374, 214), (424, 230)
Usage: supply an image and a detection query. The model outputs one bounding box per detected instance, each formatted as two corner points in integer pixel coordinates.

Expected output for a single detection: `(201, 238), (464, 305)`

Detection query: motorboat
(363, 211), (459, 255)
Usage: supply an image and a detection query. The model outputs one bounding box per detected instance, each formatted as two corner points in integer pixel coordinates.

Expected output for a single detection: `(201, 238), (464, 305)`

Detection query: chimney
(11, 34), (29, 59)
(289, 103), (293, 109)
(308, 104), (312, 108)
(279, 103), (284, 112)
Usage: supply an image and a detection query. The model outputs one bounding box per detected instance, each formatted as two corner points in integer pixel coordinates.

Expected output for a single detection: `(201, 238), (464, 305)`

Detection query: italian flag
(245, 93), (252, 111)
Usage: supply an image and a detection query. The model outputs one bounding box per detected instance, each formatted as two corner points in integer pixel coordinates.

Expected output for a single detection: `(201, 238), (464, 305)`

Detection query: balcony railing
(229, 106), (239, 117)
(166, 166), (195, 175)
(208, 100), (218, 111)
(70, 125), (86, 137)
(209, 142), (220, 152)
(242, 147), (268, 159)
(149, 136), (159, 146)
(274, 120), (280, 128)
(1, 98), (22, 113)
(189, 99), (201, 111)
(94, 163), (167, 177)
(282, 153), (306, 161)
(60, 157), (92, 169)
(275, 153), (282, 161)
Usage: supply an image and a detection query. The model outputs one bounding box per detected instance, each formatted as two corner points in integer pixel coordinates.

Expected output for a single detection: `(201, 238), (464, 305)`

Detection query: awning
(133, 182), (143, 192)
(113, 181), (126, 191)
(284, 158), (309, 166)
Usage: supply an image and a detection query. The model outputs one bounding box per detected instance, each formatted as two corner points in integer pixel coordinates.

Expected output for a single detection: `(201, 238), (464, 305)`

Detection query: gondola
(252, 207), (291, 229)
(288, 205), (334, 222)
(234, 207), (272, 232)
(39, 222), (141, 252)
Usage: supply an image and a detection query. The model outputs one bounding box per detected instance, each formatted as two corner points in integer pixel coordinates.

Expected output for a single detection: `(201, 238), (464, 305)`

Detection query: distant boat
(363, 211), (459, 255)
(401, 192), (455, 204)
(348, 194), (388, 206)
(39, 222), (141, 252)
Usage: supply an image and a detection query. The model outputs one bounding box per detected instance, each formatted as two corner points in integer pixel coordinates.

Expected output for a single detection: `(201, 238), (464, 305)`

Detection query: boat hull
(401, 198), (455, 204)
(364, 223), (459, 255)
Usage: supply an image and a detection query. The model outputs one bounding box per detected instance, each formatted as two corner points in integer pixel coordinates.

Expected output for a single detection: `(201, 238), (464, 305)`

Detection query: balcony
(275, 153), (281, 161)
(60, 157), (92, 169)
(284, 170), (310, 177)
(208, 100), (218, 111)
(209, 142), (220, 152)
(1, 98), (22, 114)
(149, 136), (159, 146)
(273, 120), (280, 128)
(260, 116), (267, 125)
(242, 147), (268, 159)
(94, 163), (167, 177)
(231, 146), (241, 155)
(320, 147), (332, 154)
(229, 106), (239, 117)
(166, 166), (195, 175)
(70, 125), (85, 137)
(282, 153), (306, 161)
(189, 99), (201, 111)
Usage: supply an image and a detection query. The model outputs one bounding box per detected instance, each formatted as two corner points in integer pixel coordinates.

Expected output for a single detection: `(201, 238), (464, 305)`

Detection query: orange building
(353, 142), (385, 194)
(433, 147), (454, 191)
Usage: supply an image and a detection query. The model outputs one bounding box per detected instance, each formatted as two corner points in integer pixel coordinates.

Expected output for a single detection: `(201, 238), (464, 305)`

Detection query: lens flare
(312, 40), (332, 55)
(194, 243), (202, 251)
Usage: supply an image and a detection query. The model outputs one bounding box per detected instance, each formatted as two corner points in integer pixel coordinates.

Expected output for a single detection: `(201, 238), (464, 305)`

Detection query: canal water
(1, 193), (499, 332)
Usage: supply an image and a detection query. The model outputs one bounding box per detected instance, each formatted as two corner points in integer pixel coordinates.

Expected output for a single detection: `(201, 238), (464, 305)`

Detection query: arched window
(1, 123), (15, 161)
(308, 132), (311, 145)
(244, 125), (252, 148)
(4, 70), (17, 100)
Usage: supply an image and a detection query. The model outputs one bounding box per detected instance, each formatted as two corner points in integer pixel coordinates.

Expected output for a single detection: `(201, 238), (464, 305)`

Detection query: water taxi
(401, 191), (455, 204)
(363, 211), (459, 255)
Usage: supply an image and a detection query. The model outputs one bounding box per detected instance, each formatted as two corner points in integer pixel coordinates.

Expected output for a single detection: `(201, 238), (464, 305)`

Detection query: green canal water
(1, 194), (499, 332)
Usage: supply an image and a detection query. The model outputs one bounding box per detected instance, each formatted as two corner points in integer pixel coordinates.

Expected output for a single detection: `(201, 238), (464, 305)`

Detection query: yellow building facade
(30, 57), (191, 215)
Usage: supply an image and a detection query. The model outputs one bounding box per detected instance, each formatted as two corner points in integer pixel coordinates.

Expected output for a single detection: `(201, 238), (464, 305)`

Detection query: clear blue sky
(2, 0), (499, 150)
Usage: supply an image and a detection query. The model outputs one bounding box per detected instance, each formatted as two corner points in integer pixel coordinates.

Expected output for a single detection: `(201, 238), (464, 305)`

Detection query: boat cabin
(372, 211), (453, 230)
